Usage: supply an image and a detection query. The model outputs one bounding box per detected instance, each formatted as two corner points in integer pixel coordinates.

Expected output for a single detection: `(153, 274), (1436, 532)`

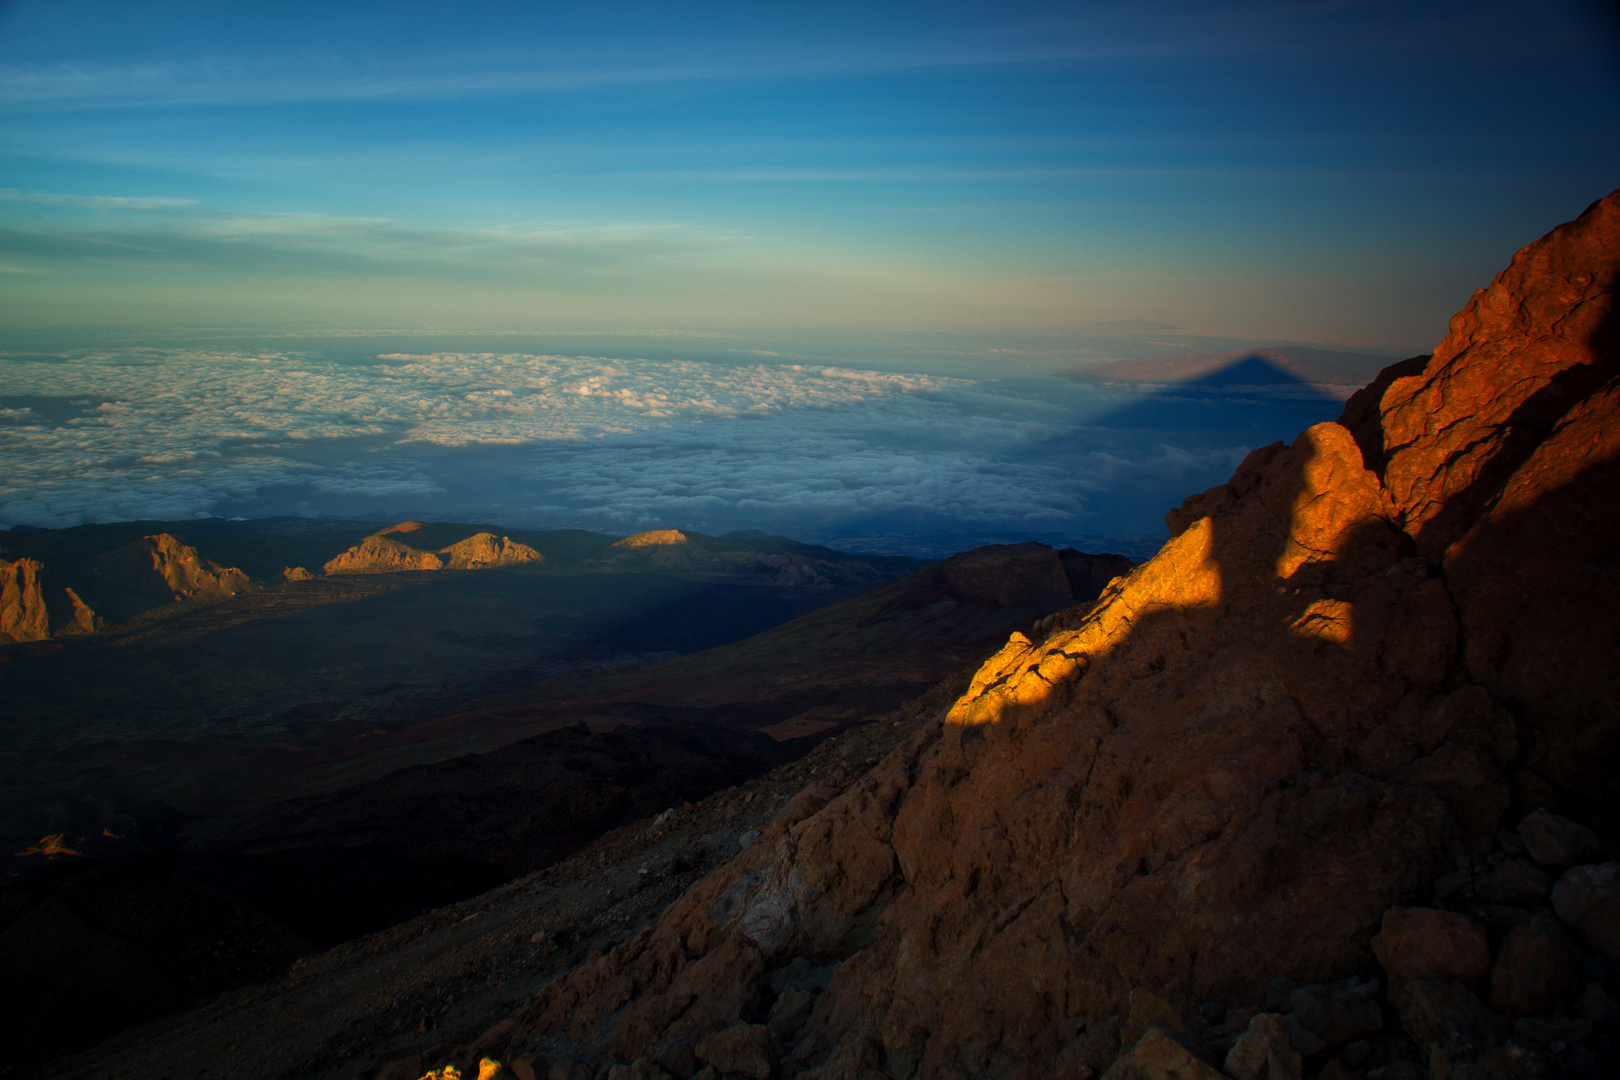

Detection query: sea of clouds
(0, 347), (1342, 557)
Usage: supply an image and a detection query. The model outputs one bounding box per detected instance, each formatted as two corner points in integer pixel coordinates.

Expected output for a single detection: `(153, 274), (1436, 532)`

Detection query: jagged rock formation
(0, 533), (236, 642)
(501, 193), (1620, 1077)
(0, 556), (50, 642)
(95, 533), (251, 601)
(322, 523), (542, 574)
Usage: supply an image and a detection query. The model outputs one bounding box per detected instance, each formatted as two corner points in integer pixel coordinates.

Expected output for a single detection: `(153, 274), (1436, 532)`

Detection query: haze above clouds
(0, 2), (1615, 552)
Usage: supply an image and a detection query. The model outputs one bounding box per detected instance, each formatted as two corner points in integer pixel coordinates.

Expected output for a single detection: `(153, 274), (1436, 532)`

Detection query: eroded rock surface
(500, 192), (1620, 1078)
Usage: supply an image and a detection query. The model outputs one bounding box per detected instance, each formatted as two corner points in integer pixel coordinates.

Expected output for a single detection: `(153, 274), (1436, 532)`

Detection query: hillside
(3, 539), (1128, 1074)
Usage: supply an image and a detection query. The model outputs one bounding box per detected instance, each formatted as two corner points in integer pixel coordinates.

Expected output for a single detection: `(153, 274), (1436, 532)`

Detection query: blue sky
(2, 1), (1616, 348)
(0, 2), (1617, 550)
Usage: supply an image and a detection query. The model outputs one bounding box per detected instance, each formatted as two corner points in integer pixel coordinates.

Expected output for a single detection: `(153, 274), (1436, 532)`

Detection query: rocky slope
(439, 193), (1620, 1078)
(5, 538), (1126, 1076)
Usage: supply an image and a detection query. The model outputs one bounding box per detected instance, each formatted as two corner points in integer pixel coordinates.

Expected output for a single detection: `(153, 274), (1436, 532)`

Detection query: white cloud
(0, 188), (197, 210)
(0, 346), (1295, 548)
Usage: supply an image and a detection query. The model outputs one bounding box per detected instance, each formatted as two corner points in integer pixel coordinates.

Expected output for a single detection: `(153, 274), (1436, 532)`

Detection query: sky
(0, 2), (1616, 553)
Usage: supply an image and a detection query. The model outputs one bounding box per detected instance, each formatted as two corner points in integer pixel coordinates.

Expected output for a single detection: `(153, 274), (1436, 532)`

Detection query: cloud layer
(0, 347), (1325, 554)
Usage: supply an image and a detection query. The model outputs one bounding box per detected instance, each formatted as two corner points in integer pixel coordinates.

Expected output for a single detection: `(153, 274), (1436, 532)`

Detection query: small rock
(1474, 856), (1552, 906)
(1102, 1028), (1224, 1080)
(1489, 915), (1576, 1015)
(815, 1035), (883, 1080)
(1394, 976), (1503, 1060)
(1341, 1040), (1371, 1068)
(548, 1061), (593, 1080)
(688, 1068), (718, 1080)
(653, 1037), (699, 1080)
(767, 987), (816, 1043)
(1518, 808), (1599, 867)
(1264, 977), (1297, 1013)
(1288, 977), (1382, 1048)
(695, 1023), (777, 1080)
(738, 828), (762, 850)
(1196, 1002), (1224, 1025)
(1315, 1062), (1357, 1080)
(1059, 1017), (1122, 1078)
(1496, 828), (1527, 856)
(1575, 981), (1620, 1025)
(479, 1060), (509, 1080)
(1552, 862), (1620, 960)
(509, 1061), (537, 1080)
(1196, 1008), (1253, 1060)
(1120, 987), (1195, 1051)
(1371, 907), (1493, 996)
(1430, 868), (1472, 901)
(1223, 1014), (1301, 1080)
(1512, 1013), (1593, 1047)
(1285, 1015), (1325, 1057)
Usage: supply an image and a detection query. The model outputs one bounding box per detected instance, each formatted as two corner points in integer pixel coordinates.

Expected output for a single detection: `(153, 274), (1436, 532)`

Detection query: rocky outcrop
(0, 556), (50, 642)
(322, 525), (541, 574)
(2, 533), (243, 641)
(440, 533), (543, 570)
(95, 533), (250, 601)
(322, 534), (447, 574)
(505, 192), (1620, 1078)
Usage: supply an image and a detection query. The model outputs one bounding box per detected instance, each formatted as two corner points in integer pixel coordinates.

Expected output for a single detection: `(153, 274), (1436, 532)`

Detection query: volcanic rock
(500, 192), (1620, 1080)
(1100, 1029), (1223, 1080)
(1518, 807), (1599, 867)
(1489, 915), (1575, 1015)
(322, 532), (446, 573)
(695, 1023), (776, 1080)
(1551, 862), (1620, 960)
(1393, 976), (1504, 1061)
(322, 523), (543, 574)
(97, 533), (250, 599)
(1222, 1013), (1300, 1080)
(0, 556), (50, 641)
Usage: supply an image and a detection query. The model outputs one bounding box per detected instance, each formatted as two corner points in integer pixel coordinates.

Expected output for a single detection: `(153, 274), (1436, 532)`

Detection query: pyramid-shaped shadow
(1079, 354), (1346, 433)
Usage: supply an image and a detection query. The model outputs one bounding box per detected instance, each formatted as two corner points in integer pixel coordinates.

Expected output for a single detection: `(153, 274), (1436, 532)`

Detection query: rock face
(509, 192), (1620, 1077)
(0, 556), (51, 642)
(97, 533), (250, 600)
(1, 534), (235, 642)
(322, 523), (541, 574)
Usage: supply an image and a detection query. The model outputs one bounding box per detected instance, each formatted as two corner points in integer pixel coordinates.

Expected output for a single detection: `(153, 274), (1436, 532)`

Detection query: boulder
(1393, 977), (1503, 1061)
(1100, 1029), (1223, 1080)
(1286, 978), (1382, 1049)
(1518, 808), (1599, 868)
(1551, 862), (1620, 960)
(1222, 1014), (1300, 1080)
(1474, 857), (1552, 906)
(694, 1023), (776, 1080)
(1489, 916), (1576, 1016)
(1371, 907), (1493, 996)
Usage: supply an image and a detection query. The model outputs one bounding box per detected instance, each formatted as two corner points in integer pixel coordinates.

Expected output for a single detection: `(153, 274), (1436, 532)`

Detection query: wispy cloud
(0, 187), (197, 210)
